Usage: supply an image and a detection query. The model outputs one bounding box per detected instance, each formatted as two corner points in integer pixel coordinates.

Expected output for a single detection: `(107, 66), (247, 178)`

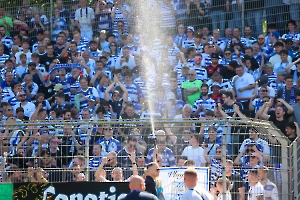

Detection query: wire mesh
(0, 119), (294, 199)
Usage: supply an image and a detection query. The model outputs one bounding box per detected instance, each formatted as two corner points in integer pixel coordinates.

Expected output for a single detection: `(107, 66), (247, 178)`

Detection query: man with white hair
(182, 69), (202, 106)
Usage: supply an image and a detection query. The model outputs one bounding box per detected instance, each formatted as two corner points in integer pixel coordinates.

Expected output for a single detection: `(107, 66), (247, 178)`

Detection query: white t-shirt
(13, 102), (36, 118)
(248, 182), (264, 200)
(269, 54), (292, 67)
(182, 146), (206, 167)
(75, 7), (95, 31)
(217, 191), (231, 200)
(15, 51), (32, 65)
(233, 72), (255, 98)
(262, 180), (279, 200)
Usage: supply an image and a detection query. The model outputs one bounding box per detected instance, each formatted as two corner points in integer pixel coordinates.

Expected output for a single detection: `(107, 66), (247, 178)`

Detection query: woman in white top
(215, 177), (232, 200)
(181, 134), (208, 167)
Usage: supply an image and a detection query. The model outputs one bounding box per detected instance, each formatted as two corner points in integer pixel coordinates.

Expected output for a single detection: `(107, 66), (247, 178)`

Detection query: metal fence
(0, 118), (295, 199)
(1, 0), (299, 39)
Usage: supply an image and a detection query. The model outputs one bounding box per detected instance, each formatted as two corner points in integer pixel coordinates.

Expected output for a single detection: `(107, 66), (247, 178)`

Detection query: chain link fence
(0, 118), (295, 199)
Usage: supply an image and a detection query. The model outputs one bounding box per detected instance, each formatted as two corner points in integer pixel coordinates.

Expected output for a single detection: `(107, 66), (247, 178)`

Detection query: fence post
(50, 0), (53, 37)
(241, 1), (245, 35)
(222, 123), (228, 200)
(293, 142), (298, 199)
(84, 124), (93, 181)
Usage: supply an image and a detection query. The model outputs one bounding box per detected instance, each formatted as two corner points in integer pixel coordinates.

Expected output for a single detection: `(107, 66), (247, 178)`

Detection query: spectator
(75, 0), (95, 40)
(182, 134), (207, 167)
(247, 169), (264, 200)
(117, 135), (138, 167)
(97, 125), (121, 156)
(146, 140), (176, 167)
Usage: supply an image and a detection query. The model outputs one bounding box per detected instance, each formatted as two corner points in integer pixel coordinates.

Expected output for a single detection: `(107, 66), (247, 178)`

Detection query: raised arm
(277, 98), (294, 115)
(104, 79), (116, 101)
(129, 152), (138, 176)
(285, 57), (300, 74)
(257, 100), (271, 120)
(94, 157), (109, 182)
(116, 80), (128, 102)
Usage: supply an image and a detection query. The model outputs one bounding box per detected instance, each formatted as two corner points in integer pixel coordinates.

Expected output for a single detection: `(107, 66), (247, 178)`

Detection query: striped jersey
(2, 36), (13, 49)
(146, 147), (176, 167)
(51, 74), (77, 95)
(124, 82), (143, 104)
(181, 37), (194, 49)
(21, 82), (39, 96)
(76, 87), (99, 110)
(0, 54), (9, 65)
(192, 97), (215, 117)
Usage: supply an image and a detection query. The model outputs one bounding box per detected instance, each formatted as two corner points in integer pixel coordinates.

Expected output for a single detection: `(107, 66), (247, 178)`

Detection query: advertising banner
(159, 167), (210, 200)
(13, 182), (130, 200)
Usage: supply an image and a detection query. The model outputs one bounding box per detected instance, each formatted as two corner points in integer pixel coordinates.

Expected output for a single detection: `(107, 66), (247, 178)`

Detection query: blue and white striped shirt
(146, 147), (176, 167)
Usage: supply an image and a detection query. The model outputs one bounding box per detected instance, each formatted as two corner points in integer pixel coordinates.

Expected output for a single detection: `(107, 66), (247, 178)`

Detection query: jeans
(228, 4), (242, 30)
(246, 10), (263, 37)
(210, 10), (226, 36)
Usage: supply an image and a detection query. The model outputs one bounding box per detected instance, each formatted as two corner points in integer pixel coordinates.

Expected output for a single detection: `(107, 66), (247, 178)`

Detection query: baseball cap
(88, 96), (96, 101)
(182, 63), (190, 69)
(187, 26), (194, 32)
(211, 82), (221, 88)
(211, 53), (219, 59)
(54, 83), (63, 91)
(122, 62), (129, 68)
(28, 62), (36, 67)
(271, 31), (280, 40)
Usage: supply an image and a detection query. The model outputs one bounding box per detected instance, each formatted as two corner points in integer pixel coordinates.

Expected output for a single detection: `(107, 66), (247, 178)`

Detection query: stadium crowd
(0, 0), (299, 199)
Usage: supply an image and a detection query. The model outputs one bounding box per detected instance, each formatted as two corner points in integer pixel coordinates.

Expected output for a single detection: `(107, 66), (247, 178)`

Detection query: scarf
(282, 86), (296, 106)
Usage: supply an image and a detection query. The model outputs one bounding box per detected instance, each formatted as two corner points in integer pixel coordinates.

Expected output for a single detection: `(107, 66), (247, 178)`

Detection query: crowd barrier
(0, 119), (297, 199)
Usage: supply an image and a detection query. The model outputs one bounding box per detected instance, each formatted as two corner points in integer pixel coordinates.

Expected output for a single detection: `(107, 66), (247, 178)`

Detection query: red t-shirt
(207, 64), (223, 78)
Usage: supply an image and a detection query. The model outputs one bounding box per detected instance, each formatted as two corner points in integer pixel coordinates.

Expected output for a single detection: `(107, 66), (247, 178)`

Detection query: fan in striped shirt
(192, 84), (215, 118)
(181, 26), (195, 51)
(89, 143), (103, 170)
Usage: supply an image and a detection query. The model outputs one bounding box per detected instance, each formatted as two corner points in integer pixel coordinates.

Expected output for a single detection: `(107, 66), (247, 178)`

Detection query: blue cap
(88, 96), (96, 101)
(187, 26), (194, 32)
(39, 130), (49, 135)
(271, 31), (280, 40)
(28, 62), (36, 67)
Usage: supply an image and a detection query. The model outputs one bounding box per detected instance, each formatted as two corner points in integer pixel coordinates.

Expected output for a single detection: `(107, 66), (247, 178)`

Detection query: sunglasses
(250, 156), (257, 159)
(188, 74), (195, 76)
(258, 38), (264, 40)
(260, 90), (267, 92)
(129, 144), (136, 147)
(3, 143), (10, 146)
(77, 153), (84, 155)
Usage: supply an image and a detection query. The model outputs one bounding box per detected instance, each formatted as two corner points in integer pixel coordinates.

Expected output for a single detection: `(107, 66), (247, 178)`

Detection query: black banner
(13, 182), (130, 200)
